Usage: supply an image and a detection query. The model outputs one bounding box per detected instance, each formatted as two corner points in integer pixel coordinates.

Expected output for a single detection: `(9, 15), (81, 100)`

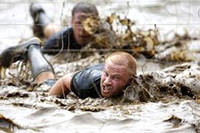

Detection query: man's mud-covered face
(100, 60), (132, 98)
(72, 12), (96, 46)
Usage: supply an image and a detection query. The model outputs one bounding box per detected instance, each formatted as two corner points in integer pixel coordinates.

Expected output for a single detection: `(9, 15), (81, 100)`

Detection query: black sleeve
(43, 27), (71, 55)
(70, 64), (104, 99)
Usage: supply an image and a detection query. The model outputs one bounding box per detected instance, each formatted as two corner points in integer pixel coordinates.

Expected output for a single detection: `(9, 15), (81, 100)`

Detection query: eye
(110, 75), (121, 81)
(113, 76), (120, 81)
(75, 21), (82, 26)
(102, 71), (108, 77)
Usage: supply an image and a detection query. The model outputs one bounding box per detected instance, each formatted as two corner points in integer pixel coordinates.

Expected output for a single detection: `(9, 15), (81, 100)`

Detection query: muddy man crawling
(0, 2), (137, 99)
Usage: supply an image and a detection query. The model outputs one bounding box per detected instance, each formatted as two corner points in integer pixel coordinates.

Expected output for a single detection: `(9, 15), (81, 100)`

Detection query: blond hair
(105, 51), (137, 76)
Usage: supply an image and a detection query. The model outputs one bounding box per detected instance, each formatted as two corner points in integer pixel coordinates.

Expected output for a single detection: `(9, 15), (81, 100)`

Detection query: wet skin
(100, 60), (133, 98)
(72, 12), (95, 46)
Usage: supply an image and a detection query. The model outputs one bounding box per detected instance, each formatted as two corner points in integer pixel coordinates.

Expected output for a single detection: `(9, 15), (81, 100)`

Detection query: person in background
(0, 2), (100, 84)
(30, 2), (99, 54)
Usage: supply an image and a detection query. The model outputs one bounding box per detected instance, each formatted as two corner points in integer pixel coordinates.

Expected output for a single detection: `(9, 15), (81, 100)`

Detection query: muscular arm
(49, 73), (73, 97)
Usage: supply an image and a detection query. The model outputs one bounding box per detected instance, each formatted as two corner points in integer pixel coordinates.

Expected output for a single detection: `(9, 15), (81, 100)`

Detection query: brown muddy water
(1, 0), (200, 133)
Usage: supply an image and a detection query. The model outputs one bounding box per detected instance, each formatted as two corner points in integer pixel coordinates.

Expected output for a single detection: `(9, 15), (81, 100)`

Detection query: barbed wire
(0, 23), (200, 26)
(0, 1), (199, 3)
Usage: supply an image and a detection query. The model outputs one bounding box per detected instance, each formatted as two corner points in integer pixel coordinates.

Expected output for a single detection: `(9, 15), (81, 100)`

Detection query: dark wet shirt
(70, 64), (104, 99)
(43, 27), (82, 54)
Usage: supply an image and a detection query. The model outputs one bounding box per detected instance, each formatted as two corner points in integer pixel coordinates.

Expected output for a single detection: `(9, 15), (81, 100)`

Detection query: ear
(128, 74), (136, 84)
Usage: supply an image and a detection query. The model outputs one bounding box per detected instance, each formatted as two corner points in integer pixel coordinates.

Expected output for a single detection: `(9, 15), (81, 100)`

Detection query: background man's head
(71, 2), (99, 46)
(101, 51), (137, 98)
(72, 2), (99, 17)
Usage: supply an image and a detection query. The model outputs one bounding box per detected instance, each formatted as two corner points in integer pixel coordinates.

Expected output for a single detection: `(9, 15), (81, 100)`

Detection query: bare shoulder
(62, 73), (75, 90)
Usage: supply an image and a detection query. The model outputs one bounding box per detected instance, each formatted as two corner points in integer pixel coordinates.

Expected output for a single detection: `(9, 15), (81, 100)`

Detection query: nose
(77, 23), (89, 35)
(104, 76), (112, 85)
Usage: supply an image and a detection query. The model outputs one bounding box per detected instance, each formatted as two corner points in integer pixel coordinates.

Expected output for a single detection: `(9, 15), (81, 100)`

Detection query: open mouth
(102, 85), (112, 94)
